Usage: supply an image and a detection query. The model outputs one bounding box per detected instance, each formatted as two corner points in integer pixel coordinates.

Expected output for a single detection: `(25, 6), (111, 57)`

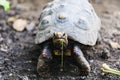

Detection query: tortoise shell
(35, 0), (101, 46)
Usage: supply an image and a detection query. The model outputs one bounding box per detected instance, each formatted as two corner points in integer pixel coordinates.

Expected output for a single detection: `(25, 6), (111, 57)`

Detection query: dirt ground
(0, 0), (120, 80)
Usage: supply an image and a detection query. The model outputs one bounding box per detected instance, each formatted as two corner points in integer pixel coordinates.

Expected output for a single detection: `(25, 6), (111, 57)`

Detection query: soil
(0, 0), (120, 80)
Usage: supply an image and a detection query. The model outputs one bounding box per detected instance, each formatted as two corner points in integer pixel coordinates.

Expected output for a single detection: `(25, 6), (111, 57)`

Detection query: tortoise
(35, 0), (101, 75)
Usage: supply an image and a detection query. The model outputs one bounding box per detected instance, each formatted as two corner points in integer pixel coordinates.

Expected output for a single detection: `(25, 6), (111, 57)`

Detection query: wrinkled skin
(37, 32), (90, 76)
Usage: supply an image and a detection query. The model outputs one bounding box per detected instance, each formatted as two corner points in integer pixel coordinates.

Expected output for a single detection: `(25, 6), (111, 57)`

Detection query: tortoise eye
(63, 33), (65, 36)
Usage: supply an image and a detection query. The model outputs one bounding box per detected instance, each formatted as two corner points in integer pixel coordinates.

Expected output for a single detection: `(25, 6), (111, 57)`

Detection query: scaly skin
(73, 44), (91, 75)
(37, 42), (52, 74)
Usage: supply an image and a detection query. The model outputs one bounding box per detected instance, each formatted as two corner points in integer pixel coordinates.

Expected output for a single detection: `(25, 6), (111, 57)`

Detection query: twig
(101, 63), (120, 76)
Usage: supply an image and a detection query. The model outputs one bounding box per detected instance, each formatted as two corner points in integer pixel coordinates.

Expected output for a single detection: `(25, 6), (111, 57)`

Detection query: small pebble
(101, 48), (110, 59)
(89, 60), (94, 63)
(101, 72), (105, 76)
(109, 41), (120, 49)
(26, 22), (35, 31)
(9, 73), (13, 77)
(13, 19), (28, 31)
(0, 44), (8, 52)
(27, 69), (31, 71)
(60, 68), (63, 72)
(7, 17), (17, 23)
(25, 61), (32, 63)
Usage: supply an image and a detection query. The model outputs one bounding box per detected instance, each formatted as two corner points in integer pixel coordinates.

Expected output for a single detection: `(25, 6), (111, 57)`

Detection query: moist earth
(0, 0), (120, 80)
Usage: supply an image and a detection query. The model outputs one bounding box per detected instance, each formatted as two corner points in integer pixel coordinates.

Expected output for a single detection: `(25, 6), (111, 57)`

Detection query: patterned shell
(35, 0), (101, 46)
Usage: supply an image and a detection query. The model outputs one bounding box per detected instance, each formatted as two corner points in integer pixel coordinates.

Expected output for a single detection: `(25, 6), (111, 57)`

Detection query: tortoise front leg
(73, 44), (91, 75)
(37, 43), (52, 74)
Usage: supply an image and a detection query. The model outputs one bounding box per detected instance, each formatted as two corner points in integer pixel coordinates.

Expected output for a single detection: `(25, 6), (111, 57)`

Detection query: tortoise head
(53, 32), (68, 49)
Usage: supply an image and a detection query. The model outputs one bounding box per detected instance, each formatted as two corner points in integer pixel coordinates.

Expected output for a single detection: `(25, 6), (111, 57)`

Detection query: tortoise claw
(37, 59), (45, 72)
(79, 70), (90, 76)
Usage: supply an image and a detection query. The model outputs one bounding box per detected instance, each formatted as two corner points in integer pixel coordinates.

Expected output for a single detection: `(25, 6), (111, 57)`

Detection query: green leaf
(0, 0), (10, 11)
